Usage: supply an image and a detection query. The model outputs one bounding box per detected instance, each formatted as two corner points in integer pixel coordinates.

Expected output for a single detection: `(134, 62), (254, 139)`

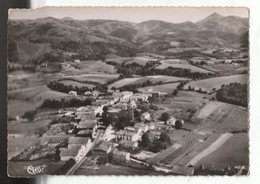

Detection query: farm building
(68, 91), (77, 96)
(140, 112), (152, 122)
(111, 150), (131, 164)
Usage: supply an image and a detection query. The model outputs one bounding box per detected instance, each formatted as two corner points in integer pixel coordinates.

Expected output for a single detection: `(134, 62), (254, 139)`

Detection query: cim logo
(25, 164), (47, 175)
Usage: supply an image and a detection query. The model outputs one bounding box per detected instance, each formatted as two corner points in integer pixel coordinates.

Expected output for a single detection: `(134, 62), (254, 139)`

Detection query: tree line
(47, 80), (106, 95)
(216, 83), (248, 107)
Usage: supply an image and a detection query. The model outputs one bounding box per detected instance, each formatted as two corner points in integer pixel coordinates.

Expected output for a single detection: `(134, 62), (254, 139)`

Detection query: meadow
(109, 75), (187, 89)
(156, 62), (212, 73)
(183, 74), (248, 92)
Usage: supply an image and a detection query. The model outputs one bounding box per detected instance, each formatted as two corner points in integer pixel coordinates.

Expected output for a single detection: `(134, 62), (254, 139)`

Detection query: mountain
(8, 12), (249, 64)
(197, 12), (248, 33)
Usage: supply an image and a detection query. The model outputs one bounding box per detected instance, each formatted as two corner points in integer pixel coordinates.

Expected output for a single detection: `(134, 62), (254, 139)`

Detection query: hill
(8, 13), (248, 65)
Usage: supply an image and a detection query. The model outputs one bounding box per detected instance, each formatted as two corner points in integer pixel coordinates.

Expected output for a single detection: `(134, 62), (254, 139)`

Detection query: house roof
(79, 120), (96, 125)
(68, 144), (82, 150)
(134, 123), (148, 128)
(76, 122), (96, 129)
(77, 130), (92, 135)
(119, 140), (138, 147)
(93, 141), (111, 152)
(60, 148), (80, 156)
(68, 137), (90, 145)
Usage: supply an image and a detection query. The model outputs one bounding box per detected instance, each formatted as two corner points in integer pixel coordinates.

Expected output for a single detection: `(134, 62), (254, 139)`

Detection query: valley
(7, 11), (249, 176)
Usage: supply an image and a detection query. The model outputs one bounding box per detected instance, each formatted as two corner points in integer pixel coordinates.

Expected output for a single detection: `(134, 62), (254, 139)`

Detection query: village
(7, 10), (249, 177)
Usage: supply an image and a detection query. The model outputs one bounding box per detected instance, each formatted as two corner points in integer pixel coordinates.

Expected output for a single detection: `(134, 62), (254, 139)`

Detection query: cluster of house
(57, 88), (181, 163)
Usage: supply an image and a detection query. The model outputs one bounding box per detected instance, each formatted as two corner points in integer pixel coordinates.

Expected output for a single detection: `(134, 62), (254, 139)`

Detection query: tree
(175, 120), (183, 129)
(140, 132), (150, 148)
(172, 89), (178, 96)
(160, 112), (169, 123)
(103, 106), (109, 113)
(159, 132), (171, 145)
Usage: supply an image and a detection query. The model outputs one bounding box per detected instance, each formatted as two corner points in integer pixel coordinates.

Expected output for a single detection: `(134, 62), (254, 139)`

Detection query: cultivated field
(61, 60), (116, 74)
(59, 80), (95, 88)
(138, 83), (180, 93)
(106, 57), (133, 65)
(183, 74), (248, 92)
(124, 56), (158, 66)
(9, 85), (69, 102)
(203, 64), (245, 73)
(156, 62), (212, 73)
(195, 133), (249, 169)
(62, 74), (119, 84)
(109, 75), (187, 88)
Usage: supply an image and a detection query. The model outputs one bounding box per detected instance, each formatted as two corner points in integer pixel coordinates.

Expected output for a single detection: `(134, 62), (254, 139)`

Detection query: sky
(9, 7), (248, 23)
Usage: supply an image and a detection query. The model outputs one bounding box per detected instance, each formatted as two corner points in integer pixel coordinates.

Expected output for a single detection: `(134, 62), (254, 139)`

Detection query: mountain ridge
(8, 12), (249, 64)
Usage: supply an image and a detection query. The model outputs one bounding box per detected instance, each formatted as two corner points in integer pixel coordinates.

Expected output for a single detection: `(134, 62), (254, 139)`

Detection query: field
(61, 60), (116, 74)
(59, 80), (95, 88)
(109, 75), (187, 88)
(183, 74), (248, 92)
(106, 57), (133, 65)
(195, 102), (221, 119)
(9, 85), (68, 101)
(215, 107), (248, 132)
(156, 62), (212, 73)
(8, 99), (41, 117)
(124, 56), (158, 66)
(8, 135), (39, 160)
(159, 59), (189, 64)
(195, 133), (249, 169)
(203, 64), (245, 73)
(61, 74), (119, 84)
(138, 83), (180, 93)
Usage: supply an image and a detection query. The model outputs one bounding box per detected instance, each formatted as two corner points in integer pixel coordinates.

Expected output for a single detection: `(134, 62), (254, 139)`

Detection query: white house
(166, 116), (177, 125)
(115, 129), (140, 142)
(140, 112), (151, 122)
(69, 91), (77, 96)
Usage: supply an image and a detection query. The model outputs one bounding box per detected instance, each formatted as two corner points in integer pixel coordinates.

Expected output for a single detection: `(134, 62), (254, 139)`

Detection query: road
(66, 130), (102, 175)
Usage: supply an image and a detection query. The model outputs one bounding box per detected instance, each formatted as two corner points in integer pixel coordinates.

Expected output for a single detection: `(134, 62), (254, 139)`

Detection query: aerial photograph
(7, 7), (249, 176)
